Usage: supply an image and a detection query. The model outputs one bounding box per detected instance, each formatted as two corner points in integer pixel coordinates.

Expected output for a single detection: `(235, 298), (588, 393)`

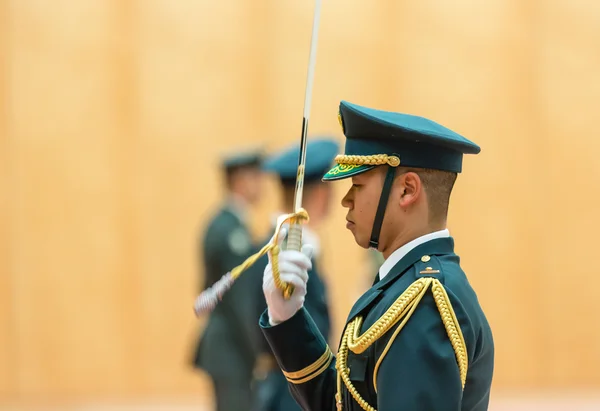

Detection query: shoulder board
(415, 254), (444, 278)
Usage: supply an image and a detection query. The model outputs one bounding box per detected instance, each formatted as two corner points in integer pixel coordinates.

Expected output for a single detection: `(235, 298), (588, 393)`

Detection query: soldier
(258, 101), (495, 410)
(252, 138), (339, 411)
(192, 149), (265, 411)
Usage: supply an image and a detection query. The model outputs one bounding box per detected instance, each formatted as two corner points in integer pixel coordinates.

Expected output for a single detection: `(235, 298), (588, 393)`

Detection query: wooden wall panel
(109, 0), (144, 395)
(0, 0), (15, 398)
(8, 0), (133, 397)
(1, 0), (599, 402)
(537, 0), (600, 387)
(134, 0), (268, 392)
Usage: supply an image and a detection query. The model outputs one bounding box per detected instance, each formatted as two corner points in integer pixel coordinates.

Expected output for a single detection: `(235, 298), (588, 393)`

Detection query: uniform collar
(346, 236), (455, 323)
(378, 229), (450, 281)
(225, 194), (249, 224)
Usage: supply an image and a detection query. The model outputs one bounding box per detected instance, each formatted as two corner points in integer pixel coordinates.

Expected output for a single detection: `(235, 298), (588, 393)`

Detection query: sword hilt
(272, 209), (308, 299)
(286, 220), (303, 252)
(280, 216), (304, 299)
(194, 209), (309, 316)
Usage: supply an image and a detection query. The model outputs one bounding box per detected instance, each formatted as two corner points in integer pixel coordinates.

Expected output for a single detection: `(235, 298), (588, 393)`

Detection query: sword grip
(281, 218), (303, 299)
(286, 220), (303, 252)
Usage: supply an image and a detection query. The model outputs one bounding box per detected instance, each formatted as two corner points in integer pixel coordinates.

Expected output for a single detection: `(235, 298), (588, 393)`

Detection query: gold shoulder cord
(334, 277), (468, 411)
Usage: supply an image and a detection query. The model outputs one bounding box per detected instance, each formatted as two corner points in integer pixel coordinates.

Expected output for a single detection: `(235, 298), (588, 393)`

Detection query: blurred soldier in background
(191, 149), (265, 411)
(251, 138), (339, 411)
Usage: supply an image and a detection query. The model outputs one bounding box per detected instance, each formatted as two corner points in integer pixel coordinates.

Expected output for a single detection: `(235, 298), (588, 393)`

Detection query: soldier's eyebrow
(352, 174), (367, 184)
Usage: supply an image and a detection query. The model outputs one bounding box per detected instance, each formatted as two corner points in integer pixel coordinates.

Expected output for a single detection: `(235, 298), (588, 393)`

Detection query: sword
(194, 0), (323, 316)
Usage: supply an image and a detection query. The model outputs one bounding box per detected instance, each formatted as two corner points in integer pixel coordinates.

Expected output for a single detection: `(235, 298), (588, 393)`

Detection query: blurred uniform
(192, 150), (265, 411)
(252, 138), (339, 411)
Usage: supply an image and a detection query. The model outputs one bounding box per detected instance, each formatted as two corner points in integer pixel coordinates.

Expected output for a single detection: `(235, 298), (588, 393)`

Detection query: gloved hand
(263, 227), (314, 326)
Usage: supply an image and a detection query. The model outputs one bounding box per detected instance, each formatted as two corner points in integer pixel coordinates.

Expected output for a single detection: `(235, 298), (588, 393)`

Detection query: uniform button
(421, 255), (431, 262)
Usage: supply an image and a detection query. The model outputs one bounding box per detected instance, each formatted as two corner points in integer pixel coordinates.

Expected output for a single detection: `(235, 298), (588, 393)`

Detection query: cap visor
(322, 164), (376, 181)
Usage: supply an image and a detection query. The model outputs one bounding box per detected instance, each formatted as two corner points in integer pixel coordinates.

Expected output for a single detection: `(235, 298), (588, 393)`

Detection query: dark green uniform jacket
(253, 227), (332, 411)
(192, 204), (263, 381)
(259, 237), (494, 411)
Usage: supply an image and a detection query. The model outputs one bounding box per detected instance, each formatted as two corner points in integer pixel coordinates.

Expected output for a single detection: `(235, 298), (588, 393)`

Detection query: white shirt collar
(271, 212), (321, 258)
(378, 229), (450, 281)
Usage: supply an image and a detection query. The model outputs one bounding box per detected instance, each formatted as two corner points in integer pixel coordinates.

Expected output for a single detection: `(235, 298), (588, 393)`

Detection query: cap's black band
(369, 165), (397, 249)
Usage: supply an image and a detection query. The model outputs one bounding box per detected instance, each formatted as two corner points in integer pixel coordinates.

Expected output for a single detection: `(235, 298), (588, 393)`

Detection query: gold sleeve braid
(335, 154), (400, 167)
(335, 278), (469, 411)
(282, 345), (334, 385)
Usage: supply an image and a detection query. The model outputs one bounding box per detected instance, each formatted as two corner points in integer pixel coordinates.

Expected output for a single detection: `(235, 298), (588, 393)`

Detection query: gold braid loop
(431, 279), (468, 388)
(347, 278), (432, 354)
(230, 208), (309, 299)
(336, 326), (376, 411)
(335, 154), (400, 167)
(334, 277), (469, 410)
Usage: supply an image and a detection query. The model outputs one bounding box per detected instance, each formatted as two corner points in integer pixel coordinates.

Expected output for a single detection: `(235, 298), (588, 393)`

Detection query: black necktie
(372, 272), (381, 286)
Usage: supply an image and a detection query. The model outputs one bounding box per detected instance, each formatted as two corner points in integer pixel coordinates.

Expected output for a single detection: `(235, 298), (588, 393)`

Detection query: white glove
(263, 227), (314, 326)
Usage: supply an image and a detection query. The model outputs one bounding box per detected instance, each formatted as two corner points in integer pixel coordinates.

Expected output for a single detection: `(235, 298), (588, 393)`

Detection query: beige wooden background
(1, 0), (599, 405)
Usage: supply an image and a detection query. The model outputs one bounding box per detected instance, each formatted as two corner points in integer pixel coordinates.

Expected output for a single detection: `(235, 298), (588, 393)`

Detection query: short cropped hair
(397, 167), (457, 224)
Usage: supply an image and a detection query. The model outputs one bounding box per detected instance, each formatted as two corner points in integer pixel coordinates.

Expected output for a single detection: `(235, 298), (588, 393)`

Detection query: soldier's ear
(397, 172), (421, 207)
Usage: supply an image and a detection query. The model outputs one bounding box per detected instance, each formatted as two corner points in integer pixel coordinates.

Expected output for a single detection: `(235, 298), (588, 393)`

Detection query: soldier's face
(341, 166), (428, 254)
(340, 168), (385, 249)
(245, 168), (264, 204)
(232, 167), (264, 205)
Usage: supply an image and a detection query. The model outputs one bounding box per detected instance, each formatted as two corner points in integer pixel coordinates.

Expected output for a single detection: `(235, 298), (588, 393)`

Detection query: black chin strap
(369, 165), (397, 249)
